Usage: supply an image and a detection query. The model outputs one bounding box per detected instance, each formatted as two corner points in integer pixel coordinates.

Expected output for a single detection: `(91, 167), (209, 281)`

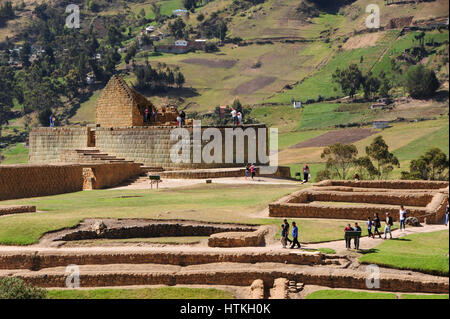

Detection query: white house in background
(117, 47), (127, 53)
(145, 25), (155, 34)
(173, 9), (188, 16)
(174, 40), (188, 47)
(86, 75), (95, 85)
(293, 101), (302, 109)
(373, 120), (390, 129)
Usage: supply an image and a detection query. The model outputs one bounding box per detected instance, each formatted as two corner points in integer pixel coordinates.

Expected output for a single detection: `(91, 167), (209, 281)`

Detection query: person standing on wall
(153, 108), (158, 123)
(49, 114), (55, 128)
(144, 107), (150, 123)
(180, 110), (186, 126)
(237, 111), (243, 126)
(399, 205), (407, 232)
(177, 114), (182, 128)
(231, 108), (237, 126)
(290, 221), (301, 249)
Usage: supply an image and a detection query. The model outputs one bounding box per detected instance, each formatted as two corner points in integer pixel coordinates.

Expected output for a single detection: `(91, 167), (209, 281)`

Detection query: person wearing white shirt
(399, 205), (407, 231)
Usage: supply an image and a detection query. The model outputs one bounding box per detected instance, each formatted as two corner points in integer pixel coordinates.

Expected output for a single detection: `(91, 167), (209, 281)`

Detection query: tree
(404, 65), (440, 99)
(353, 156), (378, 180)
(232, 98), (242, 112)
(151, 3), (162, 23)
(320, 143), (359, 180)
(183, 0), (196, 10)
(175, 72), (185, 88)
(401, 148), (449, 181)
(362, 72), (381, 100)
(365, 136), (399, 179)
(332, 64), (363, 99)
(215, 21), (228, 42)
(0, 277), (46, 299)
(169, 18), (187, 39)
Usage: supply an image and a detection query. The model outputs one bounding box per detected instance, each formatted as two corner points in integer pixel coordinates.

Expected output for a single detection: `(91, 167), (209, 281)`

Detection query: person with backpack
(373, 213), (382, 239)
(399, 205), (407, 232)
(180, 110), (186, 126)
(290, 221), (301, 249)
(144, 108), (150, 123)
(384, 212), (393, 239)
(244, 164), (250, 180)
(231, 108), (237, 126)
(283, 219), (292, 246)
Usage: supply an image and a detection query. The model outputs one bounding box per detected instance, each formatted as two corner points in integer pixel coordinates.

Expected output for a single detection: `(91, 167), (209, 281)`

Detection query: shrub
(404, 65), (440, 99)
(38, 108), (52, 127)
(0, 277), (47, 299)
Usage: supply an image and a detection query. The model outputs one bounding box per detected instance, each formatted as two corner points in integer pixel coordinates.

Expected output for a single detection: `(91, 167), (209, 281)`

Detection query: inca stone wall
(0, 164), (84, 201)
(29, 127), (90, 164)
(95, 124), (268, 169)
(0, 163), (141, 201)
(269, 180), (449, 223)
(96, 75), (154, 127)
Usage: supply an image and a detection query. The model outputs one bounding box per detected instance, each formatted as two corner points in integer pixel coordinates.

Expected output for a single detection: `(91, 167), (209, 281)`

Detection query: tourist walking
(153, 109), (158, 123)
(283, 219), (292, 246)
(445, 199), (449, 227)
(303, 164), (310, 183)
(353, 222), (362, 250)
(177, 114), (182, 127)
(384, 212), (393, 239)
(245, 164), (250, 179)
(367, 217), (373, 238)
(344, 224), (353, 249)
(290, 222), (301, 249)
(281, 224), (287, 248)
(250, 164), (256, 180)
(399, 205), (407, 231)
(373, 213), (382, 238)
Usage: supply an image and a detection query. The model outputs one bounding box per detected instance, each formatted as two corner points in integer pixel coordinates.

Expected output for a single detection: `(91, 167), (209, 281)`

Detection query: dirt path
(305, 224), (448, 254)
(111, 176), (299, 190)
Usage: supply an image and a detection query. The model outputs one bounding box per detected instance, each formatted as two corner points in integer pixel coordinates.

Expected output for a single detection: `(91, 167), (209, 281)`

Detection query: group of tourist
(280, 219), (301, 249)
(344, 222), (362, 249)
(144, 108), (158, 124)
(231, 108), (243, 126)
(244, 164), (256, 180)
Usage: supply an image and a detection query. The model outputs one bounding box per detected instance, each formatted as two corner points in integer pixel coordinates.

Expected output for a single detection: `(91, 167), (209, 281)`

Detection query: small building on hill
(373, 120), (390, 129)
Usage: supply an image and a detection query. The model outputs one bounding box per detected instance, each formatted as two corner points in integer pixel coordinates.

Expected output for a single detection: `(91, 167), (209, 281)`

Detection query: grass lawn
(0, 143), (29, 165)
(401, 294), (449, 300)
(306, 289), (449, 299)
(0, 184), (367, 245)
(66, 236), (209, 246)
(359, 231), (449, 276)
(306, 289), (397, 299)
(47, 287), (234, 299)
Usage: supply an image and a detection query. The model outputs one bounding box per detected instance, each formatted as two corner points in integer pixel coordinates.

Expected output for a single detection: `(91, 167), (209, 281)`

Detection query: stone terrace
(269, 180), (449, 223)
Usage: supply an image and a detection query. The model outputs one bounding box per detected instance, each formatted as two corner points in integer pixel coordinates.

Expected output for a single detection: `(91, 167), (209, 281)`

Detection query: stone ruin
(28, 75), (268, 170)
(269, 180), (449, 224)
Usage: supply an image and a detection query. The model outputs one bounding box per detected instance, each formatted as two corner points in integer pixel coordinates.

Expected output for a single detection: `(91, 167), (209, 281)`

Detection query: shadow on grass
(359, 248), (379, 255)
